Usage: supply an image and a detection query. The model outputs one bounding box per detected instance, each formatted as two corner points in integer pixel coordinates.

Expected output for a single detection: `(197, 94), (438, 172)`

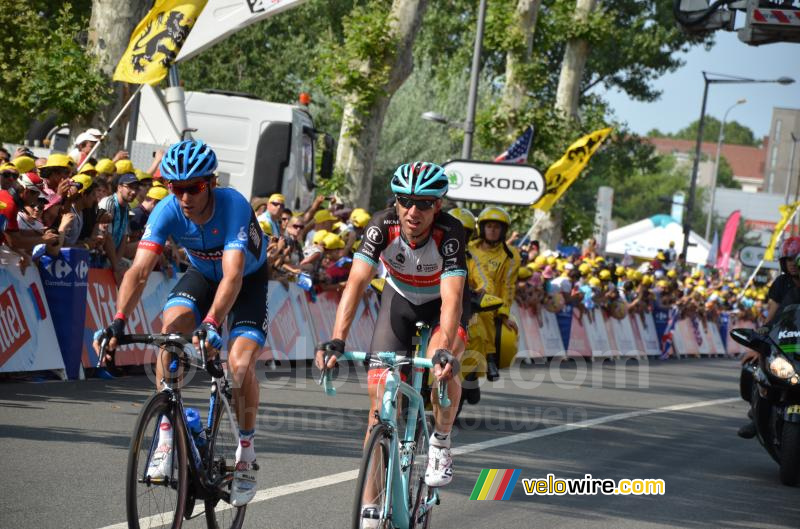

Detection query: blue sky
(596, 31), (800, 140)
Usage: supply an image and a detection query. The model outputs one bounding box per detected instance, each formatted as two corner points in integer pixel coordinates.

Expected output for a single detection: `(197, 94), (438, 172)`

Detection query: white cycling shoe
(146, 443), (173, 480)
(230, 460), (259, 507)
(424, 445), (453, 487)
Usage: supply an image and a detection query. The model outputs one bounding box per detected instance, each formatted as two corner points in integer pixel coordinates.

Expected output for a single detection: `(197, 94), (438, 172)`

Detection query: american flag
(494, 125), (534, 164)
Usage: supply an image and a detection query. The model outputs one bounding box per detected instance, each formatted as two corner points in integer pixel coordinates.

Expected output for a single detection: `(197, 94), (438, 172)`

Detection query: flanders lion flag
(533, 127), (613, 212)
(113, 0), (207, 85)
(764, 202), (800, 261)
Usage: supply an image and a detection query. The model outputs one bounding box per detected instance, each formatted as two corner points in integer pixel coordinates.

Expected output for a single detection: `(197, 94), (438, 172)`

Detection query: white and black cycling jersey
(354, 208), (467, 305)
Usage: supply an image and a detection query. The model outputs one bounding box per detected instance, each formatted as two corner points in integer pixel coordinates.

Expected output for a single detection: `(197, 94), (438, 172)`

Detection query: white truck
(130, 85), (334, 210)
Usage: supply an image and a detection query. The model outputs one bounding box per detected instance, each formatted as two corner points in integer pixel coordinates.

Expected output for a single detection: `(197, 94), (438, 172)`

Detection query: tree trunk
(554, 0), (598, 119)
(335, 0), (430, 209)
(83, 0), (150, 155)
(500, 0), (542, 123)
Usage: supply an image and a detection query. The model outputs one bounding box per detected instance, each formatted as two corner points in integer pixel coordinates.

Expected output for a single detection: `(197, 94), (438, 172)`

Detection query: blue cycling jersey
(139, 188), (266, 281)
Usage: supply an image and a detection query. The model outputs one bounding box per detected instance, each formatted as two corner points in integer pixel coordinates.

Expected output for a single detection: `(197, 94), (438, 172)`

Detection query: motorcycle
(731, 305), (800, 486)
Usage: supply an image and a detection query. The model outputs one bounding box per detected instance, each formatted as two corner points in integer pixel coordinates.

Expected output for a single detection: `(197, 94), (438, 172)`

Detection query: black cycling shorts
(368, 281), (470, 371)
(163, 262), (269, 346)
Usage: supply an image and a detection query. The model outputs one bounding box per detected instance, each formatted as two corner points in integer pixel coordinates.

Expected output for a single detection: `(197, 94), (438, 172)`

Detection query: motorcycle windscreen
(770, 304), (800, 356)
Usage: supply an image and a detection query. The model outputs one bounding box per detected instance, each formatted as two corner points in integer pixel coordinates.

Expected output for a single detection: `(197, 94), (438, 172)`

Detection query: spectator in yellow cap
(40, 153), (75, 198)
(60, 173), (96, 246)
(129, 183), (168, 237)
(0, 163), (18, 191)
(12, 156), (36, 174)
(300, 228), (329, 273)
(95, 158), (116, 179)
(305, 208), (337, 248)
(115, 159), (135, 177)
(256, 192), (285, 236)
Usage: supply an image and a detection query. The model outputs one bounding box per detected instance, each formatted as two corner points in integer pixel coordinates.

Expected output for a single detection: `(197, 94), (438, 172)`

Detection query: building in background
(764, 108), (800, 198)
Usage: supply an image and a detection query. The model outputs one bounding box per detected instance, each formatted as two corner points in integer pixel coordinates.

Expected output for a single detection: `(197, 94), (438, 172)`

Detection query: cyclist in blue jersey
(93, 139), (266, 506)
(316, 162), (467, 515)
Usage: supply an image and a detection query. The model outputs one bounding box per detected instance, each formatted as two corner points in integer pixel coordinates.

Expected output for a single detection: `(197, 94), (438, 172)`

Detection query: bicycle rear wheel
(352, 422), (392, 529)
(127, 392), (188, 529)
(204, 393), (246, 529)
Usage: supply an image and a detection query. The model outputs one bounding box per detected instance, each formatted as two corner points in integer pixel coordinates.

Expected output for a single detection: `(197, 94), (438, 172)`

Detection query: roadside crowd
(1, 132), (770, 332)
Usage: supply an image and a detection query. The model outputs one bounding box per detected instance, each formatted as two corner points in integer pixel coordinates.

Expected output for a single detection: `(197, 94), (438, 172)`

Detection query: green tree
(0, 0), (110, 142)
(664, 116), (760, 146)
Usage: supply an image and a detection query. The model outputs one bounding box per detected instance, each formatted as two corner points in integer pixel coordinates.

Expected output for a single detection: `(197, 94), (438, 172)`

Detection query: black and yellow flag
(113, 0), (207, 85)
(533, 127), (613, 211)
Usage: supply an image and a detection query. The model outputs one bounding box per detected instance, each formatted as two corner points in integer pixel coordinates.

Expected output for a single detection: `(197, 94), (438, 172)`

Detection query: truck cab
(132, 86), (333, 210)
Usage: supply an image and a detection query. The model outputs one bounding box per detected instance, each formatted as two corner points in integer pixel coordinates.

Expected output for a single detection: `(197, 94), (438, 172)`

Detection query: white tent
(605, 214), (711, 265)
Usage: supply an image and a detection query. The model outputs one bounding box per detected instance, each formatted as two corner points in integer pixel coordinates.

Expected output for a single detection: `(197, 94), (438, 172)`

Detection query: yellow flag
(533, 127), (613, 212)
(113, 0), (207, 85)
(764, 202), (800, 261)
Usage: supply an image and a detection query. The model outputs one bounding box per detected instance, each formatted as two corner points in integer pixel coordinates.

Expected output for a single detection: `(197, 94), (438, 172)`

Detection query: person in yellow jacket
(469, 206), (521, 380)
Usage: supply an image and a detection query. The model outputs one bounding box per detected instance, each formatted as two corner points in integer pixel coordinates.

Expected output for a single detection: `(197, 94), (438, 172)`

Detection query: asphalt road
(1, 357), (798, 529)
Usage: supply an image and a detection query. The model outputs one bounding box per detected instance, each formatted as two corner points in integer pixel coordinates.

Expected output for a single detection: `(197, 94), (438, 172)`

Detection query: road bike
(320, 322), (450, 529)
(99, 331), (246, 529)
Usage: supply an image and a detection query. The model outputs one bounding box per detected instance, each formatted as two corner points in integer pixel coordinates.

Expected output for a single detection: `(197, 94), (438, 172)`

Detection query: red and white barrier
(0, 251), (65, 375)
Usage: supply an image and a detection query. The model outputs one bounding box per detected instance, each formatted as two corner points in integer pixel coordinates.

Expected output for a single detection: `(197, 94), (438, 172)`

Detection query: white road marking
(96, 397), (737, 529)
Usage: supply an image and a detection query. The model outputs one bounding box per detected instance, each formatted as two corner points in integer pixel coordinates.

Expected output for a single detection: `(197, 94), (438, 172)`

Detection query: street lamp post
(704, 98), (746, 241)
(462, 0), (487, 160)
(681, 72), (794, 265)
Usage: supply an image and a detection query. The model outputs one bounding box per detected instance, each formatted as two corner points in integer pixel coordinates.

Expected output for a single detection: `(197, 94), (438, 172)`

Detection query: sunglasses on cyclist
(167, 179), (209, 196)
(395, 195), (438, 211)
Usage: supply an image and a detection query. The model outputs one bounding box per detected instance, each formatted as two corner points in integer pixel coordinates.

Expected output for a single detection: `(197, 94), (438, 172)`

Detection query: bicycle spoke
(204, 391), (246, 529)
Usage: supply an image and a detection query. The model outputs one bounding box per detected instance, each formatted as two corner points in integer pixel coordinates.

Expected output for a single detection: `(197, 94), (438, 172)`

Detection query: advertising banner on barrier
(266, 281), (317, 361)
(607, 315), (639, 357)
(0, 252), (65, 374)
(555, 305), (573, 349)
(584, 310), (613, 357)
(568, 310), (591, 357)
(512, 304), (544, 359)
(82, 269), (161, 367)
(631, 313), (661, 356)
(38, 248), (90, 378)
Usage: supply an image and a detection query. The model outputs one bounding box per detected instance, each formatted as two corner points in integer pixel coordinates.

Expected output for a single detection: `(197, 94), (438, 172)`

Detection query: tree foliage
(0, 0), (110, 142)
(648, 116), (760, 146)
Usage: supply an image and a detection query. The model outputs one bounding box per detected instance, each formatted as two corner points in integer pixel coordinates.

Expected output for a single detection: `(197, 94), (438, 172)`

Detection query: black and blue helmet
(160, 139), (218, 181)
(390, 161), (448, 198)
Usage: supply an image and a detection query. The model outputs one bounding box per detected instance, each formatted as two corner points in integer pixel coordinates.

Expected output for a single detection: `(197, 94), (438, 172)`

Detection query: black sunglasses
(395, 195), (437, 211)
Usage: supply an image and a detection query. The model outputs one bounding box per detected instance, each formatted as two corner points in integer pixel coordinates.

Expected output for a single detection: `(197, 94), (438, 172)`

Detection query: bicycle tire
(126, 391), (188, 529)
(204, 392), (246, 529)
(352, 422), (392, 529)
(409, 414), (433, 529)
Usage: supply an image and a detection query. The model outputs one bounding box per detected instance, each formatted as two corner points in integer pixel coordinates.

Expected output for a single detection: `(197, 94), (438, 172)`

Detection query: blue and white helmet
(390, 162), (448, 198)
(160, 139), (218, 181)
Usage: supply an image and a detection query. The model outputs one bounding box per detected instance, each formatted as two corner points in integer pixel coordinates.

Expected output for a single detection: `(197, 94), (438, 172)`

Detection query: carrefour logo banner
(443, 160), (545, 206)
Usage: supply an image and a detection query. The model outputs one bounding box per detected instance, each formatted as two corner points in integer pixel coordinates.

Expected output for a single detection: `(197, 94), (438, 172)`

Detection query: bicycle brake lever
(438, 357), (451, 409)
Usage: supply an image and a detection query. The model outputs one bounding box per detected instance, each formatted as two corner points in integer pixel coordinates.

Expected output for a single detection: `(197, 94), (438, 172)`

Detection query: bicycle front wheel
(204, 393), (246, 529)
(126, 391), (188, 529)
(352, 422), (392, 529)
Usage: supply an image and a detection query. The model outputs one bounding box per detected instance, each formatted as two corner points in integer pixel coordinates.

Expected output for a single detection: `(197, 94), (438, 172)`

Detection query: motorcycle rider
(738, 236), (800, 439)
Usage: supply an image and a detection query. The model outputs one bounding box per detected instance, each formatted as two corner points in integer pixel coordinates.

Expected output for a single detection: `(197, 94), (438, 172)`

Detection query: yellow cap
(332, 221), (344, 233)
(95, 158), (116, 174)
(151, 179), (166, 188)
(546, 256), (556, 266)
(115, 159), (135, 174)
(323, 232), (345, 250)
(615, 266), (625, 276)
(268, 193), (285, 204)
(578, 263), (591, 276)
(0, 163), (19, 174)
(666, 269), (677, 279)
(518, 266), (533, 280)
(12, 156), (35, 173)
(314, 209), (337, 224)
(42, 153), (75, 170)
(599, 269), (611, 281)
(136, 170), (153, 181)
(312, 229), (330, 244)
(71, 174), (93, 194)
(588, 277), (601, 288)
(259, 220), (273, 235)
(351, 211), (371, 228)
(147, 186), (169, 201)
(448, 208), (476, 232)
(642, 275), (654, 286)
(78, 163), (97, 175)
